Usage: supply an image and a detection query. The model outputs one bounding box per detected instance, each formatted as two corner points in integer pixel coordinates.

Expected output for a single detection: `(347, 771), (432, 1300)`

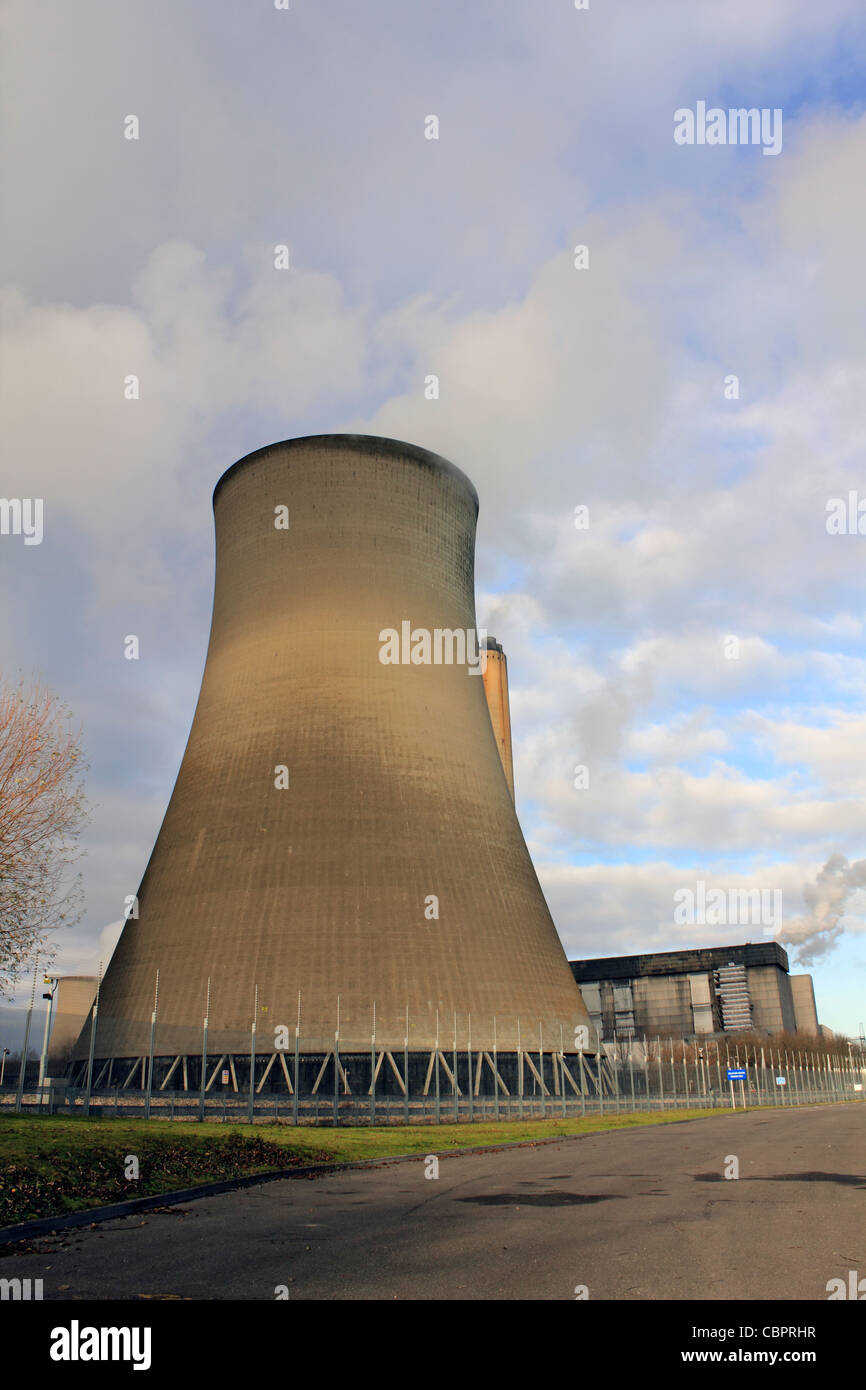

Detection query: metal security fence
(3, 1035), (863, 1125)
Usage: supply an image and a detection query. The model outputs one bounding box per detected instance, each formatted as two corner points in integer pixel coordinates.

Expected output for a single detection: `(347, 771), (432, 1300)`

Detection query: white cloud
(2, 3), (865, 1025)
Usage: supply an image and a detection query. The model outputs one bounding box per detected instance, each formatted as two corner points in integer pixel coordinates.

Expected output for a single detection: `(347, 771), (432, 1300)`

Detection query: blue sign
(727, 1068), (747, 1081)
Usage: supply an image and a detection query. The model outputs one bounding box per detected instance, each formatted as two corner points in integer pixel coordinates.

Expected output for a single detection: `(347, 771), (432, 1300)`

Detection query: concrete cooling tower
(71, 435), (590, 1091)
(47, 976), (98, 1067)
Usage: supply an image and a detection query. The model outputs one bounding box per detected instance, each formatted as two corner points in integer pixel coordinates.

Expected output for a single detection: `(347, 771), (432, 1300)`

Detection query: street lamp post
(38, 976), (58, 1096)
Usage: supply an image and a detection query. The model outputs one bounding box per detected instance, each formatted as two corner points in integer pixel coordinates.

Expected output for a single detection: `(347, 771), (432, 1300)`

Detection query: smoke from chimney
(778, 853), (866, 964)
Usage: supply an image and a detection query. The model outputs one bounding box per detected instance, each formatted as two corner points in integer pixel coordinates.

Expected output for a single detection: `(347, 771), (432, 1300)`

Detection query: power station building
(570, 943), (820, 1042)
(70, 435), (591, 1092)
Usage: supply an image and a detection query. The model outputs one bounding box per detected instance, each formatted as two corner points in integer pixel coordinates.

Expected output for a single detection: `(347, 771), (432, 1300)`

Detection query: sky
(1, 0), (864, 1046)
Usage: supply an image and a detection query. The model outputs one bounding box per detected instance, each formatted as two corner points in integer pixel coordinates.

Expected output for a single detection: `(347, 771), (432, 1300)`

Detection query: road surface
(3, 1104), (863, 1300)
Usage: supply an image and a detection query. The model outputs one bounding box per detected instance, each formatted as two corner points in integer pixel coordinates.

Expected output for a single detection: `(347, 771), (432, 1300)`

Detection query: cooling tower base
(64, 1046), (602, 1105)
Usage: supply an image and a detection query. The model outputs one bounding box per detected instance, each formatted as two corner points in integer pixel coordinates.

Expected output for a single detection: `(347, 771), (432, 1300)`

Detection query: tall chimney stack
(482, 636), (515, 802)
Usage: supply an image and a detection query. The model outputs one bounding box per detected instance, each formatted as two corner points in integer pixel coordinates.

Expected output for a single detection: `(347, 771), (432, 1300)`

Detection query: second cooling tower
(76, 435), (590, 1059)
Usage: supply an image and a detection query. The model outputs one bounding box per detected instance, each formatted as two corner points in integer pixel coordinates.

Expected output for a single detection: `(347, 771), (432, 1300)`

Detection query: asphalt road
(4, 1104), (863, 1300)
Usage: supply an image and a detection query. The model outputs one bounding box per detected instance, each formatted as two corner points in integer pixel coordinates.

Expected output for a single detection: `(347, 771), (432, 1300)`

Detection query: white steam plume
(779, 853), (866, 964)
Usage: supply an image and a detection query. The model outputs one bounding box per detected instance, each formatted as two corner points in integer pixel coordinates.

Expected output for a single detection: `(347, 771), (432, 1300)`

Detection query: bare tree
(0, 678), (87, 994)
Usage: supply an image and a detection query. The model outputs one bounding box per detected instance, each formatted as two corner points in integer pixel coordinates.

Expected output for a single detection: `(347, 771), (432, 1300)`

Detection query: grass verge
(0, 1105), (752, 1226)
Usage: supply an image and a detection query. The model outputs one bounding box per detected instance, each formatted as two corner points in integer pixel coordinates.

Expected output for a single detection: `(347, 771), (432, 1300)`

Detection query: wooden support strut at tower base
(364, 1048), (410, 1096)
(471, 1051), (511, 1096)
(310, 1051), (350, 1095)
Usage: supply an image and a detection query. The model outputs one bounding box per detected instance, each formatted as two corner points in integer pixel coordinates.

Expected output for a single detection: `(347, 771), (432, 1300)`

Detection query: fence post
(759, 1046), (764, 1105)
(453, 1011), (458, 1123)
(293, 991), (301, 1127)
(435, 1009), (441, 1124)
(560, 1025), (566, 1118)
(333, 995), (340, 1126)
(198, 977), (210, 1123)
(767, 1049), (774, 1104)
(370, 1001), (376, 1126)
(804, 1049), (810, 1102)
(247, 984), (257, 1126)
(467, 1012), (473, 1124)
(657, 1039), (664, 1112)
(145, 969), (159, 1121)
(783, 1049), (790, 1105)
(803, 1048), (808, 1101)
(84, 964), (103, 1119)
(14, 961), (39, 1114)
(517, 1016), (523, 1120)
(787, 1050), (794, 1104)
(579, 1046), (586, 1117)
(724, 1040), (731, 1106)
(404, 1005), (409, 1125)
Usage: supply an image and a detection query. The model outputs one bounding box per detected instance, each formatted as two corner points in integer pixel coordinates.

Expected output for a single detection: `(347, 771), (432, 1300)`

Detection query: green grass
(0, 1105), (749, 1227)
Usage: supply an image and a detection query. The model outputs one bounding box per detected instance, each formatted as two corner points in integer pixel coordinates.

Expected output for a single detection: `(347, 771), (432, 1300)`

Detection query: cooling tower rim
(213, 434), (479, 511)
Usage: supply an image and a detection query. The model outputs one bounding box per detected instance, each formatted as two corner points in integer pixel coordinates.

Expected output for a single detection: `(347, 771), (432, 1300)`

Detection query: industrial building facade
(570, 943), (819, 1042)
